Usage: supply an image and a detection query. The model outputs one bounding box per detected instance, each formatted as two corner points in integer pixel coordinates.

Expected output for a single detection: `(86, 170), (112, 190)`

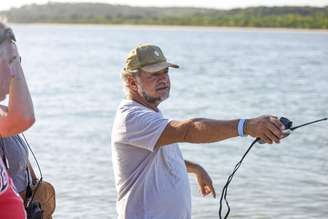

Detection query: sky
(0, 0), (328, 10)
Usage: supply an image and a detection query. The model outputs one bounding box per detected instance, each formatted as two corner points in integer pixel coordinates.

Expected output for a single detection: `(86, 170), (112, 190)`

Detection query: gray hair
(121, 69), (139, 95)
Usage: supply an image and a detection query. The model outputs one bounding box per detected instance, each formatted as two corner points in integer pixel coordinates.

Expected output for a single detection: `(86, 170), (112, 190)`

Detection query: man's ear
(127, 75), (138, 91)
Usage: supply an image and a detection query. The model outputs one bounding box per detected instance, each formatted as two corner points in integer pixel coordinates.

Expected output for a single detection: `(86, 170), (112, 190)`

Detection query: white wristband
(238, 119), (247, 137)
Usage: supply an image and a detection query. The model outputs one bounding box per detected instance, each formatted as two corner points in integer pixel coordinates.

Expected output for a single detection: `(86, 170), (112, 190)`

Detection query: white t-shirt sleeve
(119, 108), (169, 152)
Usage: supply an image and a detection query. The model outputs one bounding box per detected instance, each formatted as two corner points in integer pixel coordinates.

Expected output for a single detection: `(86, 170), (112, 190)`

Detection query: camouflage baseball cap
(123, 44), (179, 73)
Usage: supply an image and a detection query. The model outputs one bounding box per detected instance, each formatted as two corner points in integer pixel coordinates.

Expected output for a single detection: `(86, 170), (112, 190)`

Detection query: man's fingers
(271, 117), (285, 130)
(208, 183), (216, 198)
(266, 125), (281, 143)
(267, 119), (284, 139)
(202, 184), (216, 198)
(200, 184), (216, 198)
(261, 134), (272, 144)
(204, 186), (211, 194)
(199, 185), (206, 196)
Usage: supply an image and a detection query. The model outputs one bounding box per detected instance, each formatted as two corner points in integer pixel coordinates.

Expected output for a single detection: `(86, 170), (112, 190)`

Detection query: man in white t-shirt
(111, 44), (286, 219)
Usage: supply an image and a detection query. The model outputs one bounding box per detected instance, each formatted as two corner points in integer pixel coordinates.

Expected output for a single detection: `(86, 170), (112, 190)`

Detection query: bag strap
(18, 134), (43, 208)
(25, 167), (33, 206)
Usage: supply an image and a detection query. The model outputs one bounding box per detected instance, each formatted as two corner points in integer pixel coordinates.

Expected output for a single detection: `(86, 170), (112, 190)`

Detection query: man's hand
(185, 161), (216, 198)
(193, 165), (216, 198)
(245, 115), (286, 144)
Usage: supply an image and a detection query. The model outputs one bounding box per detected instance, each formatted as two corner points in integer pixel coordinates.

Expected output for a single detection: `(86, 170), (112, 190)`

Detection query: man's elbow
(181, 119), (199, 142)
(183, 118), (207, 143)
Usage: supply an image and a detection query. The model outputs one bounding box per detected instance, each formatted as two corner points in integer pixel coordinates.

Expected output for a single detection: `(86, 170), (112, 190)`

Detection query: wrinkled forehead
(136, 68), (170, 83)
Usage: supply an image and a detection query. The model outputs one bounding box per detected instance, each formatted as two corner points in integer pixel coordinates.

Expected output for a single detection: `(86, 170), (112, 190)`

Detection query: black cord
(219, 138), (259, 219)
(218, 117), (327, 219)
(20, 133), (43, 206)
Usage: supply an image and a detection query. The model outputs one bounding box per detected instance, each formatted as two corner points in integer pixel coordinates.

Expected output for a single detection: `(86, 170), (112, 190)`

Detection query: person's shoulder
(112, 100), (158, 137)
(118, 99), (152, 116)
(116, 100), (160, 124)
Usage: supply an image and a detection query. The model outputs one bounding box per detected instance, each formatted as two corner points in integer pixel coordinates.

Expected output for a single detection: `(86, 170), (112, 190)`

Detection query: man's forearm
(156, 118), (240, 147)
(183, 118), (239, 143)
(156, 115), (284, 148)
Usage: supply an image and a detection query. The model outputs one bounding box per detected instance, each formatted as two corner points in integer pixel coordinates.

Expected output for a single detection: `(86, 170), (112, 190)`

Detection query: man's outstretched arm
(156, 115), (285, 148)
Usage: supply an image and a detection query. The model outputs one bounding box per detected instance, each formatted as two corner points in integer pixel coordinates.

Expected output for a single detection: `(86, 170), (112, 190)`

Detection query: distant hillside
(1, 2), (328, 29)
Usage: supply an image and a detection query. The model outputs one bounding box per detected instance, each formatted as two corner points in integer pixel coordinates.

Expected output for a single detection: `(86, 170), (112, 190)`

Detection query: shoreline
(10, 23), (328, 33)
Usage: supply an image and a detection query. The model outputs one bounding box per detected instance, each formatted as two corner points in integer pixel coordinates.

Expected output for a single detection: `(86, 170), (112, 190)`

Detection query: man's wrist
(185, 160), (201, 174)
(237, 119), (248, 137)
(244, 118), (254, 136)
(244, 119), (249, 136)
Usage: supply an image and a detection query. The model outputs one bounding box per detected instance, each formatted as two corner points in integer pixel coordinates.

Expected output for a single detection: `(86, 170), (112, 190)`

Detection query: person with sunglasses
(0, 21), (35, 219)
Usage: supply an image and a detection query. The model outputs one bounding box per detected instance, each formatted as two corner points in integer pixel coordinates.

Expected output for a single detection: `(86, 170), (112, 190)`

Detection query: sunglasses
(0, 28), (16, 45)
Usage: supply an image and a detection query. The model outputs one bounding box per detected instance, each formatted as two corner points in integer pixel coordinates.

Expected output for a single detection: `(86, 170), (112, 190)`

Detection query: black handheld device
(258, 117), (293, 144)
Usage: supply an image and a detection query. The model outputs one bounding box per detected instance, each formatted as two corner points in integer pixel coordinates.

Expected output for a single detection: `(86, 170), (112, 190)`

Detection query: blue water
(12, 24), (328, 218)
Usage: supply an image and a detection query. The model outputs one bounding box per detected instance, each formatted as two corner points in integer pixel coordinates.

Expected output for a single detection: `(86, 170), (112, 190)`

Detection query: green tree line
(1, 2), (328, 29)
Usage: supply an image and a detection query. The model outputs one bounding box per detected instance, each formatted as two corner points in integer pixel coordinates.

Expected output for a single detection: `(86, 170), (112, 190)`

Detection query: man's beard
(141, 89), (169, 105)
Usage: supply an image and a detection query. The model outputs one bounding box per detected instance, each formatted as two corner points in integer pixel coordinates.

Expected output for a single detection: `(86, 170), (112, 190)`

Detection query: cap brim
(141, 61), (179, 73)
